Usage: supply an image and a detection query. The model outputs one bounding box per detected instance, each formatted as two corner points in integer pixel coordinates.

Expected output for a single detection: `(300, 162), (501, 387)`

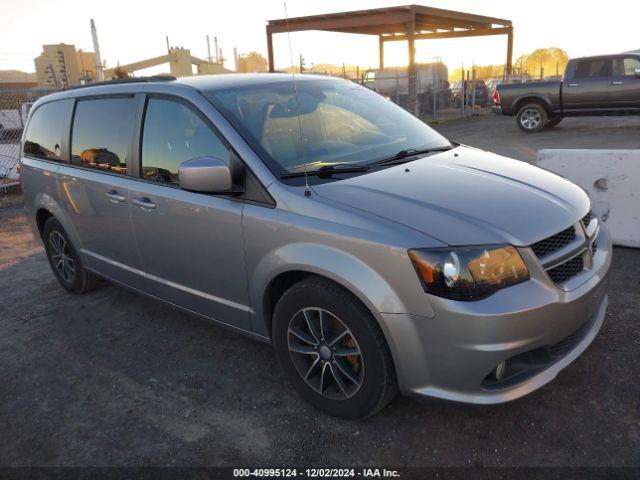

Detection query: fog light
(495, 361), (506, 381)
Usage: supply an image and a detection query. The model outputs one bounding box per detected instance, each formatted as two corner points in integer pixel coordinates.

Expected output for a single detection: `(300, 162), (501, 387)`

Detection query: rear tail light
(493, 89), (501, 105)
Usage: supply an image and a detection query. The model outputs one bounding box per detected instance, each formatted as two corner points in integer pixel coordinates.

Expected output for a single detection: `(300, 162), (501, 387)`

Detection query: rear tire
(43, 217), (99, 293)
(272, 276), (397, 419)
(516, 103), (548, 133)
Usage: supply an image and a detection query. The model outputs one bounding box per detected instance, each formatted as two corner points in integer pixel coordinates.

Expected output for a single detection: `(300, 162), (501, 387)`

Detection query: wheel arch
(30, 192), (85, 261)
(514, 95), (553, 115)
(250, 243), (413, 340)
(35, 208), (54, 238)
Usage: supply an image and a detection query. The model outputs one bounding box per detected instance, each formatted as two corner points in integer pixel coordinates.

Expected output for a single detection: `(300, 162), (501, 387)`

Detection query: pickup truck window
(574, 59), (610, 79)
(613, 57), (640, 77)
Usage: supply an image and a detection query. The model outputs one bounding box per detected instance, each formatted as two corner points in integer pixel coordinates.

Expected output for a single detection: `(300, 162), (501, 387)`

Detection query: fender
(248, 242), (435, 338)
(23, 157), (88, 265)
(512, 93), (555, 114)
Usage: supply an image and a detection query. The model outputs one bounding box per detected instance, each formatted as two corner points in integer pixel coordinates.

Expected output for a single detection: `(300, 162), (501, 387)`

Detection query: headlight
(408, 245), (529, 301)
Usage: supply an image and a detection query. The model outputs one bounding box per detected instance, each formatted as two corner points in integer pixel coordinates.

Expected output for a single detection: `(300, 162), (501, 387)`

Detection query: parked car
(20, 74), (611, 418)
(496, 53), (640, 132)
(450, 79), (489, 107)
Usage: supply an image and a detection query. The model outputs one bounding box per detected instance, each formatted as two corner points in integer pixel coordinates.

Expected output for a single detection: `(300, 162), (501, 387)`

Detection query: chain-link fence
(1, 87), (58, 194)
(357, 61), (496, 123)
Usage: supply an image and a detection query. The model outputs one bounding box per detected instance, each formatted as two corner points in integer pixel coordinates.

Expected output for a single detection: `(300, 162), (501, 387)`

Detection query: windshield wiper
(369, 145), (453, 167)
(281, 163), (369, 179)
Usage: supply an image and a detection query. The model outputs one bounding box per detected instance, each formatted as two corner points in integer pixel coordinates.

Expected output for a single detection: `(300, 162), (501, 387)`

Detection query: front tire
(43, 217), (99, 293)
(516, 103), (548, 133)
(272, 276), (397, 419)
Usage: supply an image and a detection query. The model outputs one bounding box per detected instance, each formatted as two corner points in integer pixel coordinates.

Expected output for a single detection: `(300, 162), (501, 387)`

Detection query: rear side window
(141, 98), (230, 185)
(612, 57), (640, 77)
(71, 97), (137, 175)
(23, 99), (73, 161)
(573, 59), (610, 79)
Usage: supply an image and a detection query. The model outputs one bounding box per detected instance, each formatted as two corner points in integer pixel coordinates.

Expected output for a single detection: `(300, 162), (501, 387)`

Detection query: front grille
(547, 255), (584, 283)
(581, 211), (594, 228)
(530, 226), (576, 258)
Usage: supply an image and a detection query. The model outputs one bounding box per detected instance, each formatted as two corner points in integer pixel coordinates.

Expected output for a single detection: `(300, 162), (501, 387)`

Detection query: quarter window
(23, 99), (72, 161)
(141, 98), (230, 184)
(613, 57), (640, 76)
(71, 97), (137, 175)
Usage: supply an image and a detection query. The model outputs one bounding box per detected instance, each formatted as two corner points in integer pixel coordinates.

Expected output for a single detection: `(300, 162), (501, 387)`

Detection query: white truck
(363, 62), (449, 113)
(0, 102), (32, 184)
(0, 102), (32, 135)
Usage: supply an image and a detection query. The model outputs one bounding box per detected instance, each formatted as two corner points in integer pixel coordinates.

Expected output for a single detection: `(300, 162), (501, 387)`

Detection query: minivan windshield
(206, 78), (450, 176)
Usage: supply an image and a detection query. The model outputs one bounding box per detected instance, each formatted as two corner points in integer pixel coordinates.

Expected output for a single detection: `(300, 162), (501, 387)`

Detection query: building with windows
(34, 44), (98, 88)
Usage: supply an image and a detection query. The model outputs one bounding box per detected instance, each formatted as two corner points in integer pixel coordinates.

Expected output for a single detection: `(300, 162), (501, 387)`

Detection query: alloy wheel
(49, 230), (75, 283)
(520, 108), (542, 130)
(287, 307), (364, 400)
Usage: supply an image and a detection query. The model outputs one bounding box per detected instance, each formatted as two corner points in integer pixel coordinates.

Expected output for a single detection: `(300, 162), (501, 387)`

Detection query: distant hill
(0, 70), (37, 83)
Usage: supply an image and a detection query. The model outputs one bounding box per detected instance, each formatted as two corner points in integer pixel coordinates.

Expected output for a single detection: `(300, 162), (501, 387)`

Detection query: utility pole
(90, 19), (104, 81)
(165, 35), (170, 52)
(214, 36), (219, 63)
(206, 35), (212, 63)
(299, 53), (306, 73)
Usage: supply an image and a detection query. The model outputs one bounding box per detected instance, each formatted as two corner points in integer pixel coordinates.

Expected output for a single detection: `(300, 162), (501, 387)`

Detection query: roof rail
(64, 75), (176, 91)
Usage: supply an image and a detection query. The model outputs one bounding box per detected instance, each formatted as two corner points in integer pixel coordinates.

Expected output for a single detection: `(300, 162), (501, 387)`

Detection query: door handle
(610, 81), (623, 85)
(567, 83), (579, 87)
(105, 190), (126, 203)
(131, 197), (157, 210)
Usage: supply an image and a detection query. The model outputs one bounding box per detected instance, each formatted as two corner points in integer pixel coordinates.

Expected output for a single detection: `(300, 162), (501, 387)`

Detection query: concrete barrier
(537, 149), (640, 248)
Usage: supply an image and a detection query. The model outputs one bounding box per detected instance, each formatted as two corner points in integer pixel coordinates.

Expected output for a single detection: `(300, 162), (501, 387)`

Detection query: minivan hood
(313, 146), (590, 246)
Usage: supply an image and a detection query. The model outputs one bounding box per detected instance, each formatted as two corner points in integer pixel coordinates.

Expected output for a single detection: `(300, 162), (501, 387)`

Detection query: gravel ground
(0, 115), (639, 468)
(432, 113), (640, 163)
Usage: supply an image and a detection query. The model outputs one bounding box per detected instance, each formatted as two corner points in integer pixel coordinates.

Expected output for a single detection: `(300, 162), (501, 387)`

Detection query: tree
(516, 47), (569, 77)
(110, 66), (131, 79)
(236, 52), (268, 73)
(449, 64), (504, 81)
(448, 47), (570, 82)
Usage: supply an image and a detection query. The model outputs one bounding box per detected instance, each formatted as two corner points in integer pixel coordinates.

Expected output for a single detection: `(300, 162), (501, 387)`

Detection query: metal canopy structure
(266, 4), (513, 114)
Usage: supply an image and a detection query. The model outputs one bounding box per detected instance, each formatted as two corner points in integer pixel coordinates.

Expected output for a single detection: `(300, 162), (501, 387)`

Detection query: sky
(1, 0), (639, 74)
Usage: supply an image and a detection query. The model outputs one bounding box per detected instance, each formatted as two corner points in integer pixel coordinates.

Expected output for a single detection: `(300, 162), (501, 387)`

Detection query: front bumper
(379, 223), (612, 404)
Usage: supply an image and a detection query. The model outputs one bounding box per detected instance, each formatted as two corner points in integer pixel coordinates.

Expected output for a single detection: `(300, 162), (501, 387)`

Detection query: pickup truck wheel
(517, 103), (548, 133)
(546, 117), (563, 128)
(272, 276), (397, 419)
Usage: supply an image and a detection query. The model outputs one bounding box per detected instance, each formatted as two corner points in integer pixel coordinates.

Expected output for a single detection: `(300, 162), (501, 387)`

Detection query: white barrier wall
(537, 149), (640, 248)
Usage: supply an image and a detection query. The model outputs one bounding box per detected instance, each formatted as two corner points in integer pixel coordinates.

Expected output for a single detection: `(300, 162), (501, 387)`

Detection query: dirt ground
(0, 115), (639, 468)
(432, 113), (640, 163)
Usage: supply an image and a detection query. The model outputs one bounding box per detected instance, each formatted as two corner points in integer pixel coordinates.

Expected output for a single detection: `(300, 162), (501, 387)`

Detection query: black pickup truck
(495, 54), (640, 132)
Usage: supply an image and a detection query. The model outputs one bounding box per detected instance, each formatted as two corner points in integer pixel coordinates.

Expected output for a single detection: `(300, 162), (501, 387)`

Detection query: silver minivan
(20, 74), (611, 418)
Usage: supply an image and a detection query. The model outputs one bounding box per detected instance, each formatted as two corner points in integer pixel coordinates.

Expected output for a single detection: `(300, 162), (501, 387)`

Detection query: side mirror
(178, 156), (234, 193)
